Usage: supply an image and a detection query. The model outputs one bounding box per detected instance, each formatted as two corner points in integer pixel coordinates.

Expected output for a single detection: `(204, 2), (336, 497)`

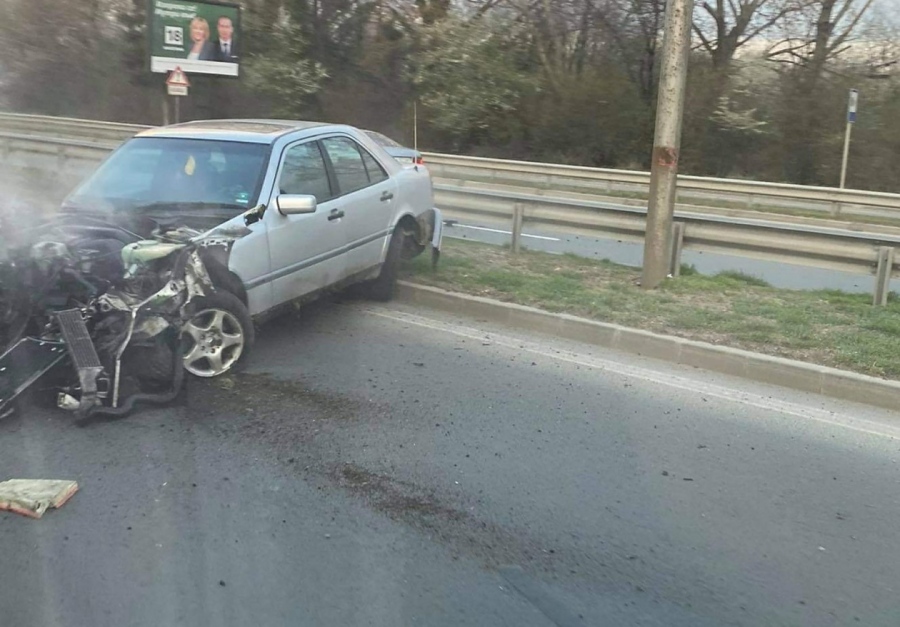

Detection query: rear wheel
(367, 228), (406, 302)
(181, 291), (254, 378)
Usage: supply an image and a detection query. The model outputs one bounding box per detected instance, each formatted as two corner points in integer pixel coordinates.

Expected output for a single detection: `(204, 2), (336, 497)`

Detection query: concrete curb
(397, 281), (900, 412)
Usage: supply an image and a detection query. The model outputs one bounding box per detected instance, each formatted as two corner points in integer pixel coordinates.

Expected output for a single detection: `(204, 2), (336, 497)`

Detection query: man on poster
(213, 15), (239, 63)
(150, 0), (241, 77)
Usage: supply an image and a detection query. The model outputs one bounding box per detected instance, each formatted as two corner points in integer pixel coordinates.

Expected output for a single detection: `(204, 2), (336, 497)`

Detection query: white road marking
(366, 307), (900, 440)
(447, 223), (561, 242)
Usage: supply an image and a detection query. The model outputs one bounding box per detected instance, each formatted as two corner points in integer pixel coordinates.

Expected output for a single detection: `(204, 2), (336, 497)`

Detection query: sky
(870, 0), (900, 28)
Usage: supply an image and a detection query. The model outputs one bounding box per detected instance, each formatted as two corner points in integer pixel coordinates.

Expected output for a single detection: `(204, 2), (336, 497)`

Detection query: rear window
(364, 131), (404, 149)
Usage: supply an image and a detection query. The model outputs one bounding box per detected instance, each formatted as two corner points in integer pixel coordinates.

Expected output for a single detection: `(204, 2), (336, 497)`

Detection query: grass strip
(401, 238), (900, 380)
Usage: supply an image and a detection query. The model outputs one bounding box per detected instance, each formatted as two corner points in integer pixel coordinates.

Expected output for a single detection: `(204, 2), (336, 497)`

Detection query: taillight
(415, 156), (424, 165)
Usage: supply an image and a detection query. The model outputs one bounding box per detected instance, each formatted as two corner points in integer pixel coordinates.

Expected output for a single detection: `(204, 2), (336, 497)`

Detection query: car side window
(279, 141), (333, 202)
(361, 150), (388, 184)
(321, 137), (379, 195)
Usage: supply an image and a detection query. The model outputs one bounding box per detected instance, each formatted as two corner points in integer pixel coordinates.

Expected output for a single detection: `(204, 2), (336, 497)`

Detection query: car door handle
(328, 209), (345, 222)
(380, 192), (394, 202)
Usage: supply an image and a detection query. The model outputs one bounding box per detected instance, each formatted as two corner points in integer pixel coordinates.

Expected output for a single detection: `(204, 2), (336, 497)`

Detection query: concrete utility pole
(839, 88), (858, 189)
(641, 0), (695, 290)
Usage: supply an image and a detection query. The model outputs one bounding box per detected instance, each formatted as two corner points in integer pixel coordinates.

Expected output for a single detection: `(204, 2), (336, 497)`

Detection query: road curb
(397, 281), (900, 412)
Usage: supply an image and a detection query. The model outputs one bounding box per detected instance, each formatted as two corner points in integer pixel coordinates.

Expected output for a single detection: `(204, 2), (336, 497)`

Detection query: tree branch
(693, 23), (715, 53)
(827, 0), (876, 55)
(726, 0), (740, 20)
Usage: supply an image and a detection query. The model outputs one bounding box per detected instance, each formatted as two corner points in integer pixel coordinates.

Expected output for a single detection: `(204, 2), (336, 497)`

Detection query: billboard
(149, 0), (241, 77)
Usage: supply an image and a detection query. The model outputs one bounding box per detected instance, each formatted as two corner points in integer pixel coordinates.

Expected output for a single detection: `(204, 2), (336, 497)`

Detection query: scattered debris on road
(0, 479), (78, 519)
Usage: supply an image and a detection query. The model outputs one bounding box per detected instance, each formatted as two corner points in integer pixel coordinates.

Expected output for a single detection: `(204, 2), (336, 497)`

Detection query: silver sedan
(63, 119), (443, 377)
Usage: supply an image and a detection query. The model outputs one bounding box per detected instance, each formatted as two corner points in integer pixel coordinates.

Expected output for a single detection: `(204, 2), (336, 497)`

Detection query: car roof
(136, 119), (355, 144)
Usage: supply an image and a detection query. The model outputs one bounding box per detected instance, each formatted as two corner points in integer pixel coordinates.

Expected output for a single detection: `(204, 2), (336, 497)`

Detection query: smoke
(0, 168), (68, 214)
(0, 167), (68, 253)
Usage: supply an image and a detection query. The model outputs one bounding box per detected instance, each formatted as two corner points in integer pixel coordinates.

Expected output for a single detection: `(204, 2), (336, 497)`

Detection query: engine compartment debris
(0, 211), (247, 419)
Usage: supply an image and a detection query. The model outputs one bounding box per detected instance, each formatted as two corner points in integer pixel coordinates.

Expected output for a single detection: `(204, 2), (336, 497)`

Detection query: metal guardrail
(0, 131), (119, 152)
(0, 113), (147, 143)
(424, 153), (900, 221)
(0, 113), (898, 304)
(433, 184), (900, 305)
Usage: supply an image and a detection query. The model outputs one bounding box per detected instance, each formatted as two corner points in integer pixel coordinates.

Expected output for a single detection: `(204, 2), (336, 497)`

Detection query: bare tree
(693, 0), (797, 70)
(600, 0), (666, 102)
(460, 0), (665, 102)
(766, 0), (876, 84)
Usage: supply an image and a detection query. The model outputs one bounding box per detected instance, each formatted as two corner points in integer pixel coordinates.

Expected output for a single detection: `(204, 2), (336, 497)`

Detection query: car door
(320, 136), (398, 277)
(264, 139), (348, 307)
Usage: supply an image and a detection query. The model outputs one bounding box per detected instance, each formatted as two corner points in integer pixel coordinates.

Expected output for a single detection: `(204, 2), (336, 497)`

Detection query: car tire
(123, 341), (179, 390)
(367, 228), (405, 302)
(181, 291), (255, 378)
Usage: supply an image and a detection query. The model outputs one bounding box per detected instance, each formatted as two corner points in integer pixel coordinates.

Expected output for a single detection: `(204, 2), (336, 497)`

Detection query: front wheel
(181, 291), (255, 378)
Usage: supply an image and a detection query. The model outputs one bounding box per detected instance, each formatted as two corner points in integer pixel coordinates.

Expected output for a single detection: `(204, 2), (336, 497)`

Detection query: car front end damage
(0, 216), (244, 420)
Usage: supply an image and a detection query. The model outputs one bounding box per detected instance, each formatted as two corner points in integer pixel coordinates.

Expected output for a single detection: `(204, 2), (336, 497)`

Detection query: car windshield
(66, 137), (269, 213)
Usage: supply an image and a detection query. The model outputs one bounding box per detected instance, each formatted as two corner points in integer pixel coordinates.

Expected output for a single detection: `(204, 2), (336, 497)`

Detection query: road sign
(847, 88), (858, 123)
(166, 67), (190, 97)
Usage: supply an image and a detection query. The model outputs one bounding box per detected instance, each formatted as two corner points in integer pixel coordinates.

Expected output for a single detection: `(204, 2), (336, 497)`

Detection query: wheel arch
(394, 212), (426, 261)
(202, 256), (249, 306)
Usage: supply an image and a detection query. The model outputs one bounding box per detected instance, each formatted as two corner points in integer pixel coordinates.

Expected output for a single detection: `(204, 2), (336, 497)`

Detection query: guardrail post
(669, 222), (686, 277)
(56, 145), (67, 173)
(511, 203), (524, 254)
(873, 246), (894, 306)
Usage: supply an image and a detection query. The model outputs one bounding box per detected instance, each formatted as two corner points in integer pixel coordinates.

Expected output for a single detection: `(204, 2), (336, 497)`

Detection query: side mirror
(276, 194), (317, 216)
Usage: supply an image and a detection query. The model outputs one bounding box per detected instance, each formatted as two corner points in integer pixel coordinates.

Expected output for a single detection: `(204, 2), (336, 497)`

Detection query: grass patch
(713, 270), (771, 288)
(402, 238), (900, 380)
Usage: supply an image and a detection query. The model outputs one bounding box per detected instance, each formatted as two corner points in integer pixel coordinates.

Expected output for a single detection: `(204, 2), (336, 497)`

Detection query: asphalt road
(443, 220), (877, 294)
(3, 297), (900, 626)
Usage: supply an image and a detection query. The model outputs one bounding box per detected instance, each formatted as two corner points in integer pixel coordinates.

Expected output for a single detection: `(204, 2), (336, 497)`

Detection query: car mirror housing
(276, 194), (317, 216)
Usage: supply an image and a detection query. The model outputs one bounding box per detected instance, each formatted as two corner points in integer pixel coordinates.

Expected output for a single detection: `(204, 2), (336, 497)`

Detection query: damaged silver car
(0, 119), (442, 418)
(0, 215), (249, 418)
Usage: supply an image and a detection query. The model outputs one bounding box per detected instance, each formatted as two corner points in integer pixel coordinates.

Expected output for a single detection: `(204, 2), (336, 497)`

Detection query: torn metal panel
(203, 224), (253, 240)
(183, 249), (213, 301)
(95, 293), (136, 313)
(133, 316), (171, 340)
(0, 339), (67, 417)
